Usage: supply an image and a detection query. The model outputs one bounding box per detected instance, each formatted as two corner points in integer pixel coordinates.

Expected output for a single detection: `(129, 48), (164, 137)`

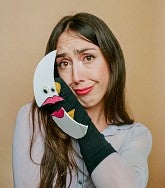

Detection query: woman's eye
(84, 55), (95, 63)
(57, 61), (70, 69)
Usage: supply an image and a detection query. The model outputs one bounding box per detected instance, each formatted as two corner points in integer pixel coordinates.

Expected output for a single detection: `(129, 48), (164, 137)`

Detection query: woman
(12, 12), (152, 188)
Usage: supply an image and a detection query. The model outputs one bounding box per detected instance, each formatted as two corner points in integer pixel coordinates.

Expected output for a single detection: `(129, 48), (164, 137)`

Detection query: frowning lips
(51, 108), (64, 118)
(42, 95), (64, 118)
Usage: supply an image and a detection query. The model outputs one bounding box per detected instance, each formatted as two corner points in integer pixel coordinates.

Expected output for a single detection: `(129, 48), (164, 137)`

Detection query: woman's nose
(72, 61), (84, 83)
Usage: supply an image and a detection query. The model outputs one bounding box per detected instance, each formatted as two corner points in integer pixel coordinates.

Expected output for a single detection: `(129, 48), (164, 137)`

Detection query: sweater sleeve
(91, 124), (152, 188)
(12, 103), (44, 188)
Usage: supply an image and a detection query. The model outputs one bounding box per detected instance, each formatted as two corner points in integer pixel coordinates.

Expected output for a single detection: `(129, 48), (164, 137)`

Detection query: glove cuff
(78, 124), (116, 175)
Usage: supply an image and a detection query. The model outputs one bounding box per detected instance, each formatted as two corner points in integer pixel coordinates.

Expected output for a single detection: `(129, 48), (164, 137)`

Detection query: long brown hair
(31, 12), (134, 188)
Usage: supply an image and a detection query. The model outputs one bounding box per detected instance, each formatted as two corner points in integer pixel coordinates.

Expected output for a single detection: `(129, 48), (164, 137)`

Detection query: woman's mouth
(74, 86), (93, 95)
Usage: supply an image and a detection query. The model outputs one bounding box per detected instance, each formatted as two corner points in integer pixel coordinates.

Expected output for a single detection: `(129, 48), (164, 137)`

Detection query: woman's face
(56, 30), (110, 111)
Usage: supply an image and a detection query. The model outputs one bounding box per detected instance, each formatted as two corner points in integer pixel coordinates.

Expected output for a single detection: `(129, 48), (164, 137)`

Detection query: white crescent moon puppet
(33, 51), (88, 139)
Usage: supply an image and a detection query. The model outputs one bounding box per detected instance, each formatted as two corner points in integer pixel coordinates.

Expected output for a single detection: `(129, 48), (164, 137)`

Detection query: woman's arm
(91, 124), (152, 188)
(44, 78), (152, 187)
(12, 103), (44, 188)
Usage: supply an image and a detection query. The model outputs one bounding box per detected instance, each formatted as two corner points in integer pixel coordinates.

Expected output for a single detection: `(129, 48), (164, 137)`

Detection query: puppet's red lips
(51, 108), (64, 118)
(42, 96), (64, 106)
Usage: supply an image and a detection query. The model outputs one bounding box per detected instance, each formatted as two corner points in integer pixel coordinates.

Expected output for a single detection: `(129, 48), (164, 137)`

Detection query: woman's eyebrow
(56, 48), (96, 58)
(74, 48), (96, 54)
(56, 52), (67, 58)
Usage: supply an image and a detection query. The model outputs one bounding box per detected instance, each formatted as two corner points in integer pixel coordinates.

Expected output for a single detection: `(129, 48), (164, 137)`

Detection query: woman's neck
(85, 105), (108, 132)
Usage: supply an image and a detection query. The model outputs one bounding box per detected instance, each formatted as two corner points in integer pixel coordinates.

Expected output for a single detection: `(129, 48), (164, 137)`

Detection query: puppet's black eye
(43, 89), (48, 94)
(51, 88), (55, 92)
(43, 86), (49, 94)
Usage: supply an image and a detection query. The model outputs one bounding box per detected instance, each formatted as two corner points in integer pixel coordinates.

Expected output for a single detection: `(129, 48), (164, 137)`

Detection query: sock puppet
(33, 51), (116, 175)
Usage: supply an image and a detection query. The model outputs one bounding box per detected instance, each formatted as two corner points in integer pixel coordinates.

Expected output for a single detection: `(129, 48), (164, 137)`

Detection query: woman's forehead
(56, 31), (98, 55)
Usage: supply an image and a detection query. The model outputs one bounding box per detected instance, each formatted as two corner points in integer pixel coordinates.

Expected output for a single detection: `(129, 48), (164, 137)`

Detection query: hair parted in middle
(46, 12), (133, 125)
(31, 12), (134, 188)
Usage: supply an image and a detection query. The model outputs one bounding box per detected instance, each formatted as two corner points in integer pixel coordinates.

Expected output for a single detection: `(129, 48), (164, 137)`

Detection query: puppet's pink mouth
(42, 96), (64, 106)
(51, 108), (64, 118)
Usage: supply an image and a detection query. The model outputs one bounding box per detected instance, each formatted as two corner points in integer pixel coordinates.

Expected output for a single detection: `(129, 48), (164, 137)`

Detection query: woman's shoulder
(17, 102), (33, 115)
(128, 122), (152, 138)
(118, 122), (152, 142)
(104, 122), (152, 150)
(14, 102), (44, 144)
(103, 122), (151, 137)
(119, 122), (152, 151)
(15, 102), (33, 129)
(105, 122), (152, 156)
(14, 102), (35, 134)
